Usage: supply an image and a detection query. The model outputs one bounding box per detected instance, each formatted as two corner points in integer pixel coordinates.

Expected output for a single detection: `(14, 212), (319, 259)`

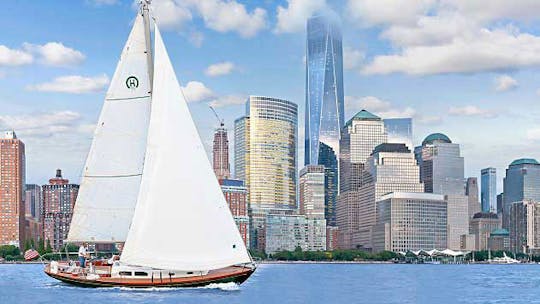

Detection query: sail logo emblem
(126, 76), (139, 89)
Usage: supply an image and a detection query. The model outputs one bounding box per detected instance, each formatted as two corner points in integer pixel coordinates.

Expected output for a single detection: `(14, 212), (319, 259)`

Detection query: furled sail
(120, 25), (251, 271)
(67, 13), (152, 243)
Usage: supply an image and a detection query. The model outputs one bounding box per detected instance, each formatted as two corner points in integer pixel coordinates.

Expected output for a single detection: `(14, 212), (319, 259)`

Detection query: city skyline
(2, 1), (540, 192)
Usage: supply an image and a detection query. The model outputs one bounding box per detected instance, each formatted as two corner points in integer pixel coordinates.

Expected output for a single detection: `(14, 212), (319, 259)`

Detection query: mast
(141, 0), (153, 88)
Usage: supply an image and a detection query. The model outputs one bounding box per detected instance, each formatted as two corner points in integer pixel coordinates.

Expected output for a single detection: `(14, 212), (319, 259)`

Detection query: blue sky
(2, 0), (540, 192)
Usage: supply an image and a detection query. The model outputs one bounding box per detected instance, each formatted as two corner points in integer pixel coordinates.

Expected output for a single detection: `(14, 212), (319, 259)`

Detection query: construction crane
(209, 106), (224, 128)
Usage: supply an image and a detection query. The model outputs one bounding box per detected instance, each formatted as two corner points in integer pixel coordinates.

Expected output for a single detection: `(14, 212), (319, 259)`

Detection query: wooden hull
(44, 265), (255, 288)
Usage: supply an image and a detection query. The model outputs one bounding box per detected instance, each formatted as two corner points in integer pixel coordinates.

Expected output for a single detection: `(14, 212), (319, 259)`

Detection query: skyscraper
(481, 167), (497, 213)
(42, 169), (79, 250)
(305, 12), (344, 227)
(299, 165), (327, 251)
(337, 143), (424, 250)
(465, 177), (481, 218)
(503, 158), (540, 229)
(384, 118), (413, 150)
(212, 123), (230, 180)
(416, 133), (468, 250)
(219, 179), (249, 246)
(0, 131), (25, 248)
(509, 200), (540, 253)
(24, 184), (42, 245)
(234, 96), (297, 250)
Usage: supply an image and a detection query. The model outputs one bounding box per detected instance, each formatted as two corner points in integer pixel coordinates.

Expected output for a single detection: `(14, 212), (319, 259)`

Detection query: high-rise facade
(219, 179), (249, 246)
(299, 165), (326, 251)
(265, 212), (307, 254)
(481, 167), (497, 213)
(373, 192), (447, 253)
(509, 200), (540, 253)
(415, 133), (468, 250)
(234, 96), (297, 251)
(305, 13), (344, 228)
(212, 123), (230, 180)
(469, 212), (500, 251)
(24, 184), (42, 244)
(0, 131), (25, 248)
(384, 118), (413, 150)
(465, 177), (481, 219)
(42, 169), (79, 250)
(337, 143), (424, 250)
(503, 158), (540, 229)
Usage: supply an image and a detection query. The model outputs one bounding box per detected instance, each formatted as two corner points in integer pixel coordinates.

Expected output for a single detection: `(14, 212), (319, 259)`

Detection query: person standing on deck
(78, 243), (89, 268)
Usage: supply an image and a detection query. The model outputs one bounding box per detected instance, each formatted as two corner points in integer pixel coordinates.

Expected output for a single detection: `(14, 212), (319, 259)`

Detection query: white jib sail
(120, 25), (251, 271)
(67, 13), (152, 243)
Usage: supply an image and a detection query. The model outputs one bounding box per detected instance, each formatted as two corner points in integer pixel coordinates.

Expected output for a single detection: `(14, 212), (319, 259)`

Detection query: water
(2, 263), (540, 303)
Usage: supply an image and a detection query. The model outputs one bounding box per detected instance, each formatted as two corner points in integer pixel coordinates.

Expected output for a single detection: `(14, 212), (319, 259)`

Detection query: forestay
(120, 25), (251, 271)
(67, 13), (152, 243)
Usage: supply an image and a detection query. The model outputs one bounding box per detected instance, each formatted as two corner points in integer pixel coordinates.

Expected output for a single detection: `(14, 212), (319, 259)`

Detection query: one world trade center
(305, 12), (344, 226)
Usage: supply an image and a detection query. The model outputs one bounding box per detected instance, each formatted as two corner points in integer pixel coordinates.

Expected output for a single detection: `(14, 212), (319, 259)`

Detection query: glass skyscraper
(481, 167), (497, 213)
(502, 158), (540, 229)
(384, 118), (413, 150)
(305, 12), (344, 226)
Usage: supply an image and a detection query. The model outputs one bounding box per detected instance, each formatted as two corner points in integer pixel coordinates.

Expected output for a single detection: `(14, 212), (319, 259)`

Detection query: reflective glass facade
(305, 13), (344, 227)
(384, 118), (413, 150)
(481, 167), (497, 213)
(503, 159), (540, 229)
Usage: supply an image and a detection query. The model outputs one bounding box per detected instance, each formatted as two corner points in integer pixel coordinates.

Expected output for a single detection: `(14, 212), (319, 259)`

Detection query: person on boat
(78, 243), (89, 268)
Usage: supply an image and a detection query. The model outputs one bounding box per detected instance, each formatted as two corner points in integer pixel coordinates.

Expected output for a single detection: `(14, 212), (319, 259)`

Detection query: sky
(2, 0), (540, 193)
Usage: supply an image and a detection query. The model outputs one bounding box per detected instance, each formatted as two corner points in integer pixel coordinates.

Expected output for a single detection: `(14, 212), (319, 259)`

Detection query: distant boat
(488, 253), (520, 264)
(44, 0), (255, 288)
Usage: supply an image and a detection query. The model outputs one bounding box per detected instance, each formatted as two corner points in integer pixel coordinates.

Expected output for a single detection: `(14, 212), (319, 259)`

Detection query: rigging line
(105, 95), (151, 101)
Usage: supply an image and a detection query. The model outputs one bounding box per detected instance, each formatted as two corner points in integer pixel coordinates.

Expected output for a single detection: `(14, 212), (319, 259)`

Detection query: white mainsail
(120, 25), (252, 271)
(67, 13), (152, 243)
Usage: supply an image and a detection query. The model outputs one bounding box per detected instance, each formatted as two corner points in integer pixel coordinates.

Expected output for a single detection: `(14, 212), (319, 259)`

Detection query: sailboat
(44, 1), (256, 287)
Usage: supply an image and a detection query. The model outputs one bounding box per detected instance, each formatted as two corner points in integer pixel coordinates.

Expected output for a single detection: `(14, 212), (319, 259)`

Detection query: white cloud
(527, 128), (540, 141)
(27, 74), (109, 94)
(188, 31), (204, 47)
(363, 26), (540, 75)
(347, 0), (435, 26)
(274, 0), (326, 34)
(449, 105), (497, 118)
(187, 0), (267, 38)
(205, 61), (236, 77)
(208, 95), (246, 108)
(444, 0), (540, 22)
(0, 111), (84, 138)
(343, 47), (364, 70)
(0, 45), (33, 66)
(181, 81), (215, 102)
(346, 96), (416, 118)
(494, 75), (518, 92)
(24, 42), (85, 67)
(151, 0), (192, 31)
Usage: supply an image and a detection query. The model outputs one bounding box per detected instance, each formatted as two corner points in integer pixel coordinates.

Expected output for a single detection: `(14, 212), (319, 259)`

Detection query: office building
(415, 133), (467, 250)
(497, 193), (504, 215)
(42, 169), (79, 251)
(469, 212), (501, 251)
(265, 213), (307, 254)
(326, 226), (339, 251)
(465, 177), (481, 219)
(305, 12), (344, 228)
(503, 159), (540, 229)
(0, 131), (25, 248)
(488, 228), (510, 251)
(234, 96), (297, 250)
(219, 179), (249, 246)
(337, 143), (423, 250)
(481, 168), (497, 213)
(384, 118), (413, 150)
(24, 184), (42, 244)
(299, 165), (326, 251)
(373, 192), (447, 253)
(212, 123), (230, 180)
(509, 200), (540, 253)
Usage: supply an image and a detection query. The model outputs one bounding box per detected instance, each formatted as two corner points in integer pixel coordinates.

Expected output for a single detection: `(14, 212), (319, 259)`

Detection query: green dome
(345, 110), (380, 127)
(510, 158), (539, 166)
(422, 133), (452, 146)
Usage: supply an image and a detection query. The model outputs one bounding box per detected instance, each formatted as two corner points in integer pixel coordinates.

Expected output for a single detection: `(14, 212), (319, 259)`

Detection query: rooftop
(422, 133), (452, 146)
(372, 143), (410, 155)
(490, 228), (509, 236)
(345, 110), (380, 127)
(472, 212), (498, 219)
(510, 158), (540, 166)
